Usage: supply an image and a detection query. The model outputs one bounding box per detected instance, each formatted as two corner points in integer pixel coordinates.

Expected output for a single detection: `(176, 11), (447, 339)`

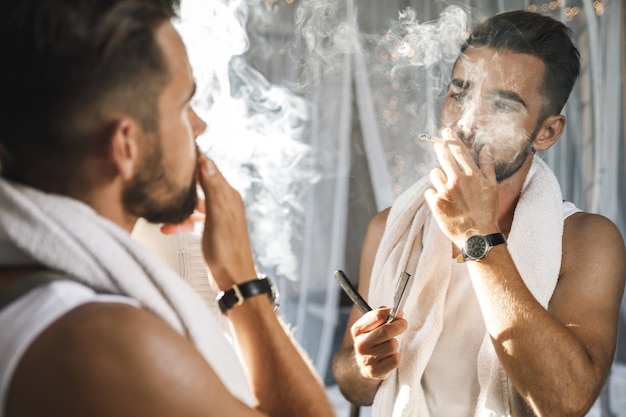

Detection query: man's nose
(455, 102), (485, 143)
(190, 107), (207, 140)
(456, 109), (477, 143)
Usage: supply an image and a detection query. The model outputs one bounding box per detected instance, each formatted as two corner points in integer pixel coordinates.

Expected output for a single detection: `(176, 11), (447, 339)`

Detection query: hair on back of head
(461, 10), (580, 121)
(0, 0), (180, 192)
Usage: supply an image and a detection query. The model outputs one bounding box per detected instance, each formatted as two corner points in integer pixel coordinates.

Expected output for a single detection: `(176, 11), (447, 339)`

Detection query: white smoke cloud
(176, 0), (320, 282)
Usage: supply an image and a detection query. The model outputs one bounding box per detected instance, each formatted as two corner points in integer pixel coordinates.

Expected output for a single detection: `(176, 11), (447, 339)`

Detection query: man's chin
(141, 190), (198, 225)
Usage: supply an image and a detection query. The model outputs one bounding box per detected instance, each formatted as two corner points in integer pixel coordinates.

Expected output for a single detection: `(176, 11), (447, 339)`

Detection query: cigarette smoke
(175, 0), (484, 279)
(291, 1), (475, 194)
(177, 0), (319, 282)
(176, 0), (540, 377)
(440, 51), (536, 181)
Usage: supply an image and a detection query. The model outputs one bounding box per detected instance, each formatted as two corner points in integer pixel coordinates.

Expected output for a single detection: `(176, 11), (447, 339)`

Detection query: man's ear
(532, 114), (565, 152)
(110, 117), (143, 180)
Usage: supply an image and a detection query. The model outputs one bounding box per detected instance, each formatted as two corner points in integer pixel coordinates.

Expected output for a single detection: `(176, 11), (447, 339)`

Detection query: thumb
(479, 145), (496, 180)
(198, 154), (218, 182)
(197, 154), (225, 199)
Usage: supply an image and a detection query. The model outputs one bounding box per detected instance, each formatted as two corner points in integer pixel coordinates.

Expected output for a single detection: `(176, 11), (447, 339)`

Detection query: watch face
(465, 235), (489, 259)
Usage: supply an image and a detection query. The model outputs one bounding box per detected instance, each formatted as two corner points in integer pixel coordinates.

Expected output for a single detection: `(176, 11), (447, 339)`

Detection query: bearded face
(122, 135), (198, 225)
(453, 126), (536, 183)
(439, 47), (549, 183)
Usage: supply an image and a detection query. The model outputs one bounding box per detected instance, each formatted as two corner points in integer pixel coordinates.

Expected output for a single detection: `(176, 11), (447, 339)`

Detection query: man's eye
(494, 100), (514, 112)
(451, 92), (466, 101)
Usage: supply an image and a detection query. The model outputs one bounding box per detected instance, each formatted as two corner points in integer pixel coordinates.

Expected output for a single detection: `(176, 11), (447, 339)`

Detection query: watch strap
(217, 276), (274, 313)
(486, 232), (507, 247)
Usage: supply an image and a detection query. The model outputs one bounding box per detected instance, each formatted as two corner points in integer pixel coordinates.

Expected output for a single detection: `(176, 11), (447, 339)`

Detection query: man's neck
(496, 154), (534, 236)
(72, 177), (138, 233)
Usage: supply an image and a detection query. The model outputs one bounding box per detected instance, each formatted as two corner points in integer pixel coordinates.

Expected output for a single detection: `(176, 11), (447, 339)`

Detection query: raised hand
(193, 155), (257, 289)
(351, 307), (407, 380)
(424, 128), (500, 247)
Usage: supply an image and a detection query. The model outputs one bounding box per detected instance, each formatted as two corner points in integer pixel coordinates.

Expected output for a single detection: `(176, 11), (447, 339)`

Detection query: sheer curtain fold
(298, 47), (353, 376)
(352, 38), (394, 211)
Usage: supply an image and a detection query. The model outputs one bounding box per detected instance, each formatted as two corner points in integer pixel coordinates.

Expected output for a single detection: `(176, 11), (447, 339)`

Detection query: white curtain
(138, 0), (624, 414)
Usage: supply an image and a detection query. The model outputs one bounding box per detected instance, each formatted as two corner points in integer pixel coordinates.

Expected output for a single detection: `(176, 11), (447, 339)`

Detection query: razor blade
(386, 271), (411, 323)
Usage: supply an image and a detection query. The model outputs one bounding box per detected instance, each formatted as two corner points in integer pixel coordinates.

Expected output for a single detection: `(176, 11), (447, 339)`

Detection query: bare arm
(332, 209), (407, 406)
(8, 156), (334, 417)
(9, 295), (334, 417)
(468, 213), (625, 416)
(8, 303), (269, 417)
(425, 130), (626, 416)
(198, 155), (335, 416)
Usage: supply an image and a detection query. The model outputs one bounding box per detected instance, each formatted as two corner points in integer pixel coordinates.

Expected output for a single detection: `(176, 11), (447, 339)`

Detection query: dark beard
(455, 129), (535, 183)
(492, 143), (533, 183)
(122, 139), (198, 225)
(131, 176), (198, 225)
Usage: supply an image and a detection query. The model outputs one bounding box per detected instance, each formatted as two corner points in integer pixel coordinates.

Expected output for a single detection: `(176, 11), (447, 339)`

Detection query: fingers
(478, 144), (495, 180)
(196, 154), (240, 225)
(441, 128), (476, 175)
(432, 128), (476, 180)
(351, 307), (393, 334)
(428, 168), (448, 195)
(426, 128), (497, 201)
(197, 154), (224, 195)
(432, 130), (463, 181)
(356, 339), (401, 380)
(351, 307), (408, 380)
(196, 154), (256, 287)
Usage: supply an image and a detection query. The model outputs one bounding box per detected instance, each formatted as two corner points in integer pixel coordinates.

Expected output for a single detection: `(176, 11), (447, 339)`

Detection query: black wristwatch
(216, 275), (279, 314)
(457, 233), (507, 262)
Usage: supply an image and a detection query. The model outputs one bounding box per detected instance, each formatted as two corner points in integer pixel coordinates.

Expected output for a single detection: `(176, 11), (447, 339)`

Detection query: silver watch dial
(465, 235), (489, 259)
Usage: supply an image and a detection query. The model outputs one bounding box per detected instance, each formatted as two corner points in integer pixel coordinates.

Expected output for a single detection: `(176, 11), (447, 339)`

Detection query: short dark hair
(0, 0), (180, 192)
(461, 10), (580, 121)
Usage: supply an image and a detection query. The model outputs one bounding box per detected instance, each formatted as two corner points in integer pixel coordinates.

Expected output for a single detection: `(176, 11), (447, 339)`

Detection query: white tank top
(422, 201), (581, 417)
(0, 280), (139, 416)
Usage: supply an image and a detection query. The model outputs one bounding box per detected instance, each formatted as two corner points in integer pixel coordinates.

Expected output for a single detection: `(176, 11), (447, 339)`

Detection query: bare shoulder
(551, 211), (625, 334)
(370, 207), (391, 229)
(8, 302), (254, 417)
(360, 208), (391, 271)
(562, 212), (625, 276)
(365, 208), (390, 244)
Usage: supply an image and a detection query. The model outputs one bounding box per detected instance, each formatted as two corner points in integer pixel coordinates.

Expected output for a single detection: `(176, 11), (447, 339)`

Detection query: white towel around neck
(369, 155), (563, 417)
(0, 178), (253, 405)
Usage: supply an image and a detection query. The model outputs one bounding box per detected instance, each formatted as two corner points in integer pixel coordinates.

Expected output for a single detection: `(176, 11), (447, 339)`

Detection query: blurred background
(138, 0), (625, 415)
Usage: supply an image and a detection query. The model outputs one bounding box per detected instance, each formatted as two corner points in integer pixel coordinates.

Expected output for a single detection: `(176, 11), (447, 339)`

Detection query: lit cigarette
(386, 271), (411, 323)
(419, 133), (445, 144)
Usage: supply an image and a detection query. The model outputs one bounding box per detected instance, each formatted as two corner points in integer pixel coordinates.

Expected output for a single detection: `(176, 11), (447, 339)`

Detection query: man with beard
(333, 10), (625, 417)
(0, 1), (334, 417)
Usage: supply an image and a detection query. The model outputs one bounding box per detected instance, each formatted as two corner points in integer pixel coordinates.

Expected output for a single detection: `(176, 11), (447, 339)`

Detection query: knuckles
(357, 352), (401, 380)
